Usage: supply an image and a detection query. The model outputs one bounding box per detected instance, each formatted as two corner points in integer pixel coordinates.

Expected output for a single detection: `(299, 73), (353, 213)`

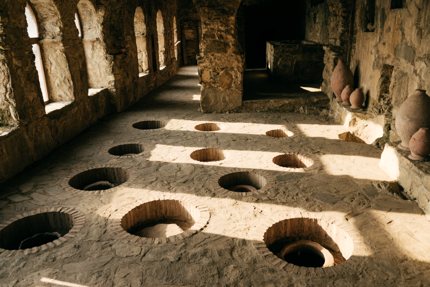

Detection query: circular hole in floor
(272, 153), (313, 168)
(266, 129), (289, 138)
(190, 148), (225, 162)
(218, 172), (266, 193)
(281, 240), (329, 267)
(263, 218), (353, 268)
(69, 167), (128, 191)
(132, 120), (166, 130)
(108, 144), (144, 156)
(195, 123), (220, 132)
(0, 212), (73, 250)
(121, 200), (198, 238)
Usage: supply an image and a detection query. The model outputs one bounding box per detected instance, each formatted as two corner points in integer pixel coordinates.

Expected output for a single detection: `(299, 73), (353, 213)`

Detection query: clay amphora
(409, 128), (430, 160)
(330, 59), (353, 102)
(341, 85), (353, 106)
(395, 89), (430, 149)
(350, 88), (364, 110)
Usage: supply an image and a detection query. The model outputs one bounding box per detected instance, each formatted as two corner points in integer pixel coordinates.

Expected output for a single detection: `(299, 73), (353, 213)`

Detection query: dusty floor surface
(1, 67), (430, 287)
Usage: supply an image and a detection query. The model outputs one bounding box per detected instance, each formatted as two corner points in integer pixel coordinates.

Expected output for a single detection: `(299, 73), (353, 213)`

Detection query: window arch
(134, 7), (149, 76)
(173, 16), (178, 60)
(25, 0), (75, 110)
(156, 10), (166, 70)
(25, 3), (49, 103)
(77, 0), (113, 91)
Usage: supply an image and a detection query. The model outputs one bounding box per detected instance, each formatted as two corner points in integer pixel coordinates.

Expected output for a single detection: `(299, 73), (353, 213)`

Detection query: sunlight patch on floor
(40, 277), (88, 287)
(148, 144), (305, 171)
(296, 123), (344, 139)
(98, 189), (370, 257)
(320, 154), (392, 181)
(370, 210), (430, 263)
(165, 119), (294, 136)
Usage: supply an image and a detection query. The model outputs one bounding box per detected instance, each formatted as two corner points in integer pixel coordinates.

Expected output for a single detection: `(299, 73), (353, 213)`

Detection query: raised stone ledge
(241, 93), (328, 113)
(380, 144), (430, 217)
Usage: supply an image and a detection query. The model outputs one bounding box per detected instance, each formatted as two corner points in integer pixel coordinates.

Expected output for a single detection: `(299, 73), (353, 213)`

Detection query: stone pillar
(194, 0), (244, 113)
(102, 0), (139, 111)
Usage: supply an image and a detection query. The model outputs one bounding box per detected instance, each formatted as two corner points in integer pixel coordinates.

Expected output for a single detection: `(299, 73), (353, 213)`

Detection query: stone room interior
(0, 0), (430, 286)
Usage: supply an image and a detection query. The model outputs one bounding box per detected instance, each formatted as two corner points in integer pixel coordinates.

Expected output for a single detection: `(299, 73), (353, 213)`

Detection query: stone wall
(305, 0), (430, 212)
(0, 0), (178, 183)
(347, 0), (430, 144)
(266, 40), (324, 84)
(304, 0), (429, 146)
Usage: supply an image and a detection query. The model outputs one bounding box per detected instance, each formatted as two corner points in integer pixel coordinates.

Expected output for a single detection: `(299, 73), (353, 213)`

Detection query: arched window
(173, 16), (179, 60)
(25, 3), (49, 103)
(25, 0), (75, 112)
(74, 12), (83, 39)
(134, 7), (149, 76)
(77, 0), (113, 91)
(156, 10), (166, 70)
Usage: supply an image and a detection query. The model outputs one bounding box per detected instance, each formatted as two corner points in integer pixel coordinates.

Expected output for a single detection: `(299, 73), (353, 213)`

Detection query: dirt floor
(1, 66), (430, 287)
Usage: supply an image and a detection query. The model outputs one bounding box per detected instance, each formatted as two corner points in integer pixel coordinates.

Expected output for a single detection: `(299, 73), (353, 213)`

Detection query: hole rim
(0, 207), (85, 254)
(266, 129), (293, 138)
(190, 148), (225, 162)
(194, 123), (221, 132)
(117, 198), (210, 244)
(280, 239), (334, 268)
(68, 167), (129, 192)
(108, 143), (144, 157)
(218, 171), (267, 195)
(272, 153), (314, 169)
(257, 216), (355, 272)
(132, 120), (166, 130)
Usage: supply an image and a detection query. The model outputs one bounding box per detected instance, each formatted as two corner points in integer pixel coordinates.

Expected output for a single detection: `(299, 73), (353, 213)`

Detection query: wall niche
(363, 0), (376, 32)
(390, 0), (404, 9)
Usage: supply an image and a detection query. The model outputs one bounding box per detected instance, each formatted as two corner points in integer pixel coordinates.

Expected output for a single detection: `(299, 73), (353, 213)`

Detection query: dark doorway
(239, 1), (306, 69)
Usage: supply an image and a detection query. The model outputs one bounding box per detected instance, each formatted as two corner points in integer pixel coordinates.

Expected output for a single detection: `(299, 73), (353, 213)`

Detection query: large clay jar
(330, 59), (353, 102)
(395, 89), (430, 149)
(409, 128), (430, 160)
(341, 85), (353, 106)
(350, 88), (364, 110)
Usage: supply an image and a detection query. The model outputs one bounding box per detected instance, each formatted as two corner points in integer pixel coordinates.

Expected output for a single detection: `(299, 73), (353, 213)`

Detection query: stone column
(194, 0), (244, 113)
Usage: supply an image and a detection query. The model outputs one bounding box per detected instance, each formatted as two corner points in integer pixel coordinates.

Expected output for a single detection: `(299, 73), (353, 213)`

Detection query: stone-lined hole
(69, 167), (128, 191)
(108, 144), (144, 156)
(190, 148), (225, 162)
(281, 240), (331, 267)
(132, 120), (166, 130)
(273, 153), (313, 168)
(0, 212), (73, 250)
(264, 218), (353, 268)
(195, 123), (220, 132)
(218, 172), (266, 193)
(266, 129), (288, 138)
(121, 200), (198, 238)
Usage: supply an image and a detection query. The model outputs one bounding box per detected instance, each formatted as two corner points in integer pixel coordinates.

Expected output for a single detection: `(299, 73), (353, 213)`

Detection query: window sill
(138, 72), (150, 78)
(88, 88), (107, 97)
(0, 127), (15, 137)
(45, 101), (73, 114)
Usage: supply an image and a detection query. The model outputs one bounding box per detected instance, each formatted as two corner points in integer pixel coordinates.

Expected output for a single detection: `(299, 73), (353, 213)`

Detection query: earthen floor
(1, 66), (430, 286)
